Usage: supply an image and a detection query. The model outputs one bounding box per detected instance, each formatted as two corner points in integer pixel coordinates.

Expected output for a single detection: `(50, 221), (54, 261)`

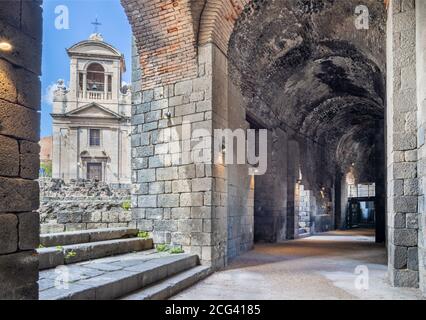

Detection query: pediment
(68, 41), (122, 58)
(66, 103), (122, 119)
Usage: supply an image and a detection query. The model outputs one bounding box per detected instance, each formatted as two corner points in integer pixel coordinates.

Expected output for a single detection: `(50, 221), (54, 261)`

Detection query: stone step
(39, 252), (200, 300)
(38, 238), (153, 270)
(40, 227), (139, 247)
(121, 265), (211, 300)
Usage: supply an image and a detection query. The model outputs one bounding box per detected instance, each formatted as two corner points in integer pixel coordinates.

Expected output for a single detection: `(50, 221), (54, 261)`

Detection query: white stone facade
(52, 34), (131, 184)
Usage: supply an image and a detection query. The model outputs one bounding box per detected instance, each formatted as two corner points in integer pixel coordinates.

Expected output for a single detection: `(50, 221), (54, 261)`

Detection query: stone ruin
(39, 178), (132, 234)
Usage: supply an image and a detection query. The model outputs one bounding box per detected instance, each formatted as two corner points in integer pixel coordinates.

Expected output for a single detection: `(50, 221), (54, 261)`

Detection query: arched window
(87, 63), (105, 92)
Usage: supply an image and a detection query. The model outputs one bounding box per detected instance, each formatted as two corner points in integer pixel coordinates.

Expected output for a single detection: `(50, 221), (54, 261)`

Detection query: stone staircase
(38, 228), (211, 300)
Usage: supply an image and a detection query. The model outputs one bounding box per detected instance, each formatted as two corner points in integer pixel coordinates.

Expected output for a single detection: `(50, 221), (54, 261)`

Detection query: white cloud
(43, 82), (59, 107)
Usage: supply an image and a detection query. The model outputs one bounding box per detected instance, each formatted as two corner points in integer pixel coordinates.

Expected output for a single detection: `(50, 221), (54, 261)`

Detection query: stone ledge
(40, 227), (139, 247)
(38, 237), (153, 269)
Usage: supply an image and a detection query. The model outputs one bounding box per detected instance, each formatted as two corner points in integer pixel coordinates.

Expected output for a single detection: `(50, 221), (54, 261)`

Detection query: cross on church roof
(91, 16), (102, 33)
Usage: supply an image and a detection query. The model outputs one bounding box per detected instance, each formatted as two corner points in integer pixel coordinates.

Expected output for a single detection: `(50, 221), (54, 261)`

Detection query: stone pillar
(83, 72), (87, 99)
(254, 128), (288, 242)
(334, 172), (343, 229)
(286, 139), (300, 240)
(416, 0), (426, 294)
(130, 43), (221, 267)
(104, 73), (108, 99)
(226, 54), (254, 261)
(0, 0), (42, 299)
(387, 0), (419, 288)
(375, 120), (386, 243)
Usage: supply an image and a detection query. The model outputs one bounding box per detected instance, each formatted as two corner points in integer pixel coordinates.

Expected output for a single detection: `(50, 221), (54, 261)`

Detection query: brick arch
(196, 0), (249, 54)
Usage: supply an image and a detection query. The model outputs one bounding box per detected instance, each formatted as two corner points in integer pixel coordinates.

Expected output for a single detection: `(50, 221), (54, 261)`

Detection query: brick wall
(122, 0), (198, 90)
(121, 0), (252, 90)
(0, 0), (42, 299)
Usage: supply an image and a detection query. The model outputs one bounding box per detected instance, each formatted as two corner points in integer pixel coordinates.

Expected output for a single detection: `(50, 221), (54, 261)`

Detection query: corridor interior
(173, 229), (423, 300)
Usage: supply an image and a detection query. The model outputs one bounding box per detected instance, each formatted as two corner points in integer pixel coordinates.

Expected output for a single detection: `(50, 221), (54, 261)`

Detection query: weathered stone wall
(0, 0), (42, 299)
(387, 0), (419, 288)
(39, 179), (132, 234)
(416, 0), (426, 295)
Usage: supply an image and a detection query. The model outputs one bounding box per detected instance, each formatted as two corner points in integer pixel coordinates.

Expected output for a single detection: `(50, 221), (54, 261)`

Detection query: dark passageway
(227, 0), (386, 244)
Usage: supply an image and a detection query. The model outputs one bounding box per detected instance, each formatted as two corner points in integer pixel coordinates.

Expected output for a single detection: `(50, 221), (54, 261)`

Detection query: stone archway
(121, 0), (424, 291)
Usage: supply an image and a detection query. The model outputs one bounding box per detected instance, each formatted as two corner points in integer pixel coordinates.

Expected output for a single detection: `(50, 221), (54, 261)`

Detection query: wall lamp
(0, 41), (13, 52)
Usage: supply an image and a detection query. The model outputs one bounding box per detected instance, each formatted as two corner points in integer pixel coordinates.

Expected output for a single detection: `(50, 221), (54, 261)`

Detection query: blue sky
(41, 0), (132, 137)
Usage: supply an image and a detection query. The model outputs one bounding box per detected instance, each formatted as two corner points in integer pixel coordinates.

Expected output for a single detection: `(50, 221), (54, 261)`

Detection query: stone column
(375, 120), (386, 243)
(286, 139), (300, 240)
(387, 0), (419, 288)
(104, 73), (108, 99)
(0, 0), (42, 299)
(416, 0), (426, 294)
(253, 128), (288, 242)
(83, 72), (87, 99)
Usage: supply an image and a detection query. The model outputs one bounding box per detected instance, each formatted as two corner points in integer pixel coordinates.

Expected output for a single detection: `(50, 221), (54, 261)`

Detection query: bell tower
(51, 28), (131, 184)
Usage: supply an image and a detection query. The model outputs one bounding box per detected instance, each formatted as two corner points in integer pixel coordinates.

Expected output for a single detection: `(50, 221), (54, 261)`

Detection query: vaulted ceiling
(229, 0), (386, 185)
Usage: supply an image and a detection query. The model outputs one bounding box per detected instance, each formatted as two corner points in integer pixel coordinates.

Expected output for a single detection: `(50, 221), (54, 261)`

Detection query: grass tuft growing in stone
(155, 244), (185, 254)
(121, 200), (132, 211)
(156, 244), (168, 252)
(169, 247), (185, 254)
(137, 231), (150, 239)
(65, 250), (77, 260)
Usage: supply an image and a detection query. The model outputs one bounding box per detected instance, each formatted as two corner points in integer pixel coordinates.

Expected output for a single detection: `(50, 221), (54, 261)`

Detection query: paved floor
(173, 229), (424, 300)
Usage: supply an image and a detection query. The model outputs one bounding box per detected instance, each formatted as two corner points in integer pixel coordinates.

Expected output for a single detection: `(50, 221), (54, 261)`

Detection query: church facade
(51, 33), (131, 185)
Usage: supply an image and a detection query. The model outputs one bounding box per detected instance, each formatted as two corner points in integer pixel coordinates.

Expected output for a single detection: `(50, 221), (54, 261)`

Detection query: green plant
(156, 244), (169, 252)
(137, 231), (150, 239)
(38, 244), (45, 249)
(65, 250), (77, 260)
(55, 245), (63, 251)
(40, 162), (52, 177)
(169, 247), (184, 254)
(122, 200), (131, 211)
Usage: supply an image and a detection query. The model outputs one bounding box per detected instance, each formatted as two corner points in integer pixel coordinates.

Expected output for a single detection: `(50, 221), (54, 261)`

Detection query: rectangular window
(89, 129), (101, 146)
(348, 183), (376, 198)
(87, 163), (102, 181)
